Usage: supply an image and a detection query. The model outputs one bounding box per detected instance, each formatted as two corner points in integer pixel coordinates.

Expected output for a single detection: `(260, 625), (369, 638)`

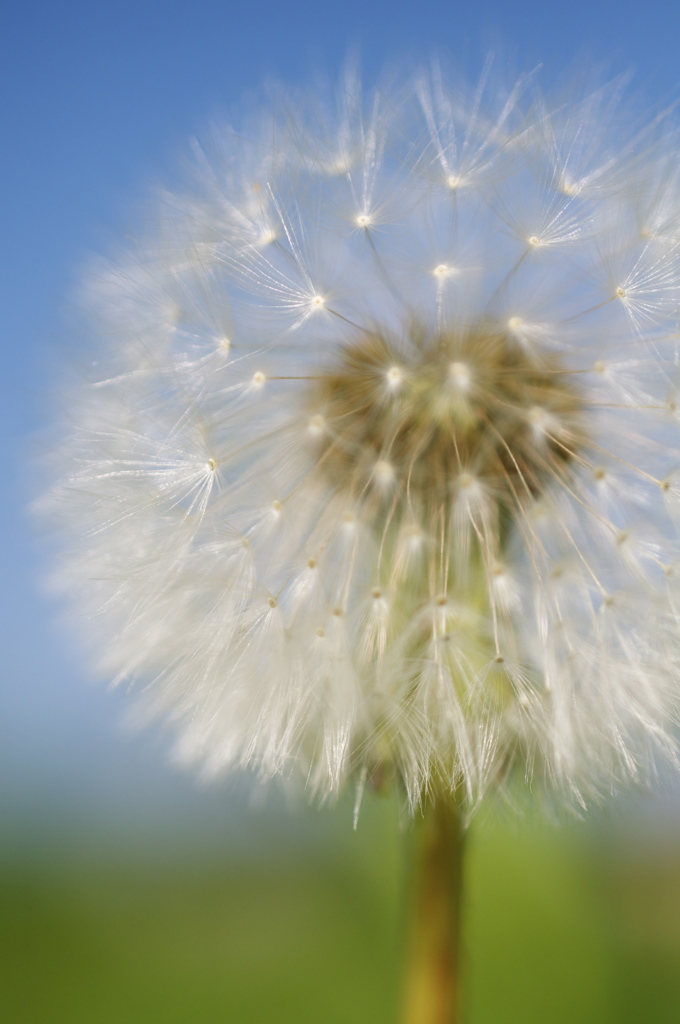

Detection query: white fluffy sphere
(46, 64), (680, 811)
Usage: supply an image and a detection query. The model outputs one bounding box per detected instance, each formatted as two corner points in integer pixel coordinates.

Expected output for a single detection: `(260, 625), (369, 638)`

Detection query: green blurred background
(2, 789), (680, 1024)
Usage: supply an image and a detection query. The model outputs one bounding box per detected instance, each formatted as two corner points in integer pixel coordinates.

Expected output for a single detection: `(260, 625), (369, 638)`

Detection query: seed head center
(306, 324), (585, 537)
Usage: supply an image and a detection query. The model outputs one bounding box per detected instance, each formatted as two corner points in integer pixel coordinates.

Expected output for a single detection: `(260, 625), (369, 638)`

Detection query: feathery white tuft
(45, 63), (680, 812)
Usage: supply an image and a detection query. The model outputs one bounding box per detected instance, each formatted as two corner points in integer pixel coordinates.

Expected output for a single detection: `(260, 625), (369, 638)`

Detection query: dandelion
(45, 62), (680, 1022)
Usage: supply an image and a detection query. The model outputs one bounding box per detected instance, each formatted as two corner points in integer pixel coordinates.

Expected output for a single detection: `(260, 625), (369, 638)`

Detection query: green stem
(400, 796), (466, 1024)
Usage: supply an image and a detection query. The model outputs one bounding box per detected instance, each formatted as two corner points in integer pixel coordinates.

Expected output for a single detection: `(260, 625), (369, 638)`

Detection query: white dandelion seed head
(43, 62), (680, 814)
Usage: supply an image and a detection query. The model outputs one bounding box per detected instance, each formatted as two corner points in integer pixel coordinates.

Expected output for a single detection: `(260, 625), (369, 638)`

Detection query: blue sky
(3, 0), (680, 846)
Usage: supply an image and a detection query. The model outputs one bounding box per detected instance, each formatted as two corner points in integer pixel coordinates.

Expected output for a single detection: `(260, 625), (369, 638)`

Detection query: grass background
(2, 794), (680, 1023)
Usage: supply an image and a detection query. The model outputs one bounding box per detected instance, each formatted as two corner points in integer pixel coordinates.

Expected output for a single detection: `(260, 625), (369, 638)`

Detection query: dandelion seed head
(559, 178), (580, 196)
(308, 413), (326, 436)
(433, 262), (454, 278)
(448, 361), (472, 391)
(43, 63), (680, 813)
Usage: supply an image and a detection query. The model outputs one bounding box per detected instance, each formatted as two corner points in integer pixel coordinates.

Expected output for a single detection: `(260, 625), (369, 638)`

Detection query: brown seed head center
(306, 323), (585, 526)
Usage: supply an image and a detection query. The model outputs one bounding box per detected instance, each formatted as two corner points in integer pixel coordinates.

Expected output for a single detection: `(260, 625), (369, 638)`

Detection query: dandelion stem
(401, 795), (465, 1024)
